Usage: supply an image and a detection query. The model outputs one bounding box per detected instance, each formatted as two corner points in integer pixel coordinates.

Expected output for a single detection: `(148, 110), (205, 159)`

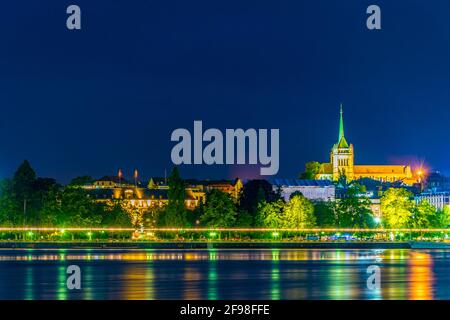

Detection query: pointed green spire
(339, 103), (344, 141)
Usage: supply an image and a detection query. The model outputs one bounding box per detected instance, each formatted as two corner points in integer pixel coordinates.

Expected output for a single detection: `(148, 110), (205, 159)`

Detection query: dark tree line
(1, 161), (447, 230)
(0, 160), (131, 227)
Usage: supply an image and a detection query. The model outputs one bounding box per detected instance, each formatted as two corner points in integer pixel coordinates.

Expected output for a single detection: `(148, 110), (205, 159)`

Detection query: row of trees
(0, 161), (132, 227)
(190, 183), (449, 229)
(0, 161), (448, 229)
(155, 177), (282, 228)
(194, 185), (374, 229)
(381, 188), (448, 229)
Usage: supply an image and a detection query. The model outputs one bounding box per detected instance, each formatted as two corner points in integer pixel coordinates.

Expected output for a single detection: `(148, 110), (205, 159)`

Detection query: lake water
(0, 248), (448, 300)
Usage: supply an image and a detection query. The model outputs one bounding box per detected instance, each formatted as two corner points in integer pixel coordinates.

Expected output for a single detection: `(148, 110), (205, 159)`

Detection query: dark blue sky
(0, 0), (449, 183)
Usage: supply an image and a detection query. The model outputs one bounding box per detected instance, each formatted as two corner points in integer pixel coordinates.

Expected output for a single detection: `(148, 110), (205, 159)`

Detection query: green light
(272, 232), (279, 238)
(27, 231), (33, 237)
(209, 232), (217, 238)
(60, 229), (65, 234)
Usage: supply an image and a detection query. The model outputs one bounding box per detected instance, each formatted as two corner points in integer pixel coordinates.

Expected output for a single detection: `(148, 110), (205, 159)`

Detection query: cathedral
(316, 106), (415, 184)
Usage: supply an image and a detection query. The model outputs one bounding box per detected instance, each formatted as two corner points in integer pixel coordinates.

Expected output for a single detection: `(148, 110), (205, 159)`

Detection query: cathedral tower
(316, 105), (414, 184)
(330, 105), (354, 181)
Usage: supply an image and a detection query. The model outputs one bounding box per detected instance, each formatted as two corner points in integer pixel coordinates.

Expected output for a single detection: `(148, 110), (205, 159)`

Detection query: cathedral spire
(336, 104), (349, 148)
(339, 103), (344, 141)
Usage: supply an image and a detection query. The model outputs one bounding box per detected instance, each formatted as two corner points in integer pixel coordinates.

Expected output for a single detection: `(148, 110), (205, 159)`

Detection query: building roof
(336, 104), (349, 148)
(270, 179), (334, 187)
(339, 104), (344, 141)
(337, 136), (349, 148)
(96, 176), (130, 184)
(185, 178), (239, 186)
(416, 191), (450, 197)
(148, 177), (167, 184)
(354, 165), (410, 174)
(88, 187), (196, 200)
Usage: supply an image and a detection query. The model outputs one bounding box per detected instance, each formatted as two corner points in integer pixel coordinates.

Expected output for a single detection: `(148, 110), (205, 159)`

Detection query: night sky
(1, 0), (449, 183)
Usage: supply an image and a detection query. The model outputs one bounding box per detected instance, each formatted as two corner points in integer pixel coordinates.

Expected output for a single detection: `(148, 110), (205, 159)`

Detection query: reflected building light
(408, 252), (435, 300)
(24, 267), (34, 300)
(57, 266), (68, 301)
(207, 262), (218, 300)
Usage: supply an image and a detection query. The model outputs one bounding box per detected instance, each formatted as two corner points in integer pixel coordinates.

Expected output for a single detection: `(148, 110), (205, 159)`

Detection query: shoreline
(0, 241), (448, 249)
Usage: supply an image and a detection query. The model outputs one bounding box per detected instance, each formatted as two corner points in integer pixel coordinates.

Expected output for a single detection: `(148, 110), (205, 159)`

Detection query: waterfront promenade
(0, 240), (449, 249)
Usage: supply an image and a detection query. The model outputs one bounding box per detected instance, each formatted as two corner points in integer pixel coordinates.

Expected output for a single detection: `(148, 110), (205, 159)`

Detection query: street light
(417, 169), (424, 183)
(209, 232), (217, 238)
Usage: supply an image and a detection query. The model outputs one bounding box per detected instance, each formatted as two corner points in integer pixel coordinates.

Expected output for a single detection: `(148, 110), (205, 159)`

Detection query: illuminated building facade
(90, 187), (200, 210)
(270, 179), (335, 202)
(85, 176), (243, 211)
(86, 176), (202, 211)
(415, 191), (450, 211)
(185, 178), (243, 201)
(93, 176), (128, 188)
(316, 106), (415, 184)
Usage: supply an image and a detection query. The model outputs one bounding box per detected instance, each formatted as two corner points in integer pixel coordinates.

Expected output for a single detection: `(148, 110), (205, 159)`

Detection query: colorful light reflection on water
(0, 248), (448, 300)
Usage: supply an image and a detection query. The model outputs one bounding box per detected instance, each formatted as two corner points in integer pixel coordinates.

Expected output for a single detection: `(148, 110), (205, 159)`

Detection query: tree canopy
(336, 185), (374, 228)
(281, 193), (316, 228)
(299, 161), (320, 179)
(381, 188), (414, 228)
(201, 189), (237, 227)
(157, 167), (188, 227)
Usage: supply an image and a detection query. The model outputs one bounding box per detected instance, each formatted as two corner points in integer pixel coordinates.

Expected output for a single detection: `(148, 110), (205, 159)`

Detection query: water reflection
(270, 249), (280, 300)
(83, 266), (94, 300)
(57, 265), (67, 300)
(207, 250), (218, 300)
(0, 249), (426, 262)
(0, 248), (447, 300)
(24, 266), (34, 300)
(408, 251), (435, 300)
